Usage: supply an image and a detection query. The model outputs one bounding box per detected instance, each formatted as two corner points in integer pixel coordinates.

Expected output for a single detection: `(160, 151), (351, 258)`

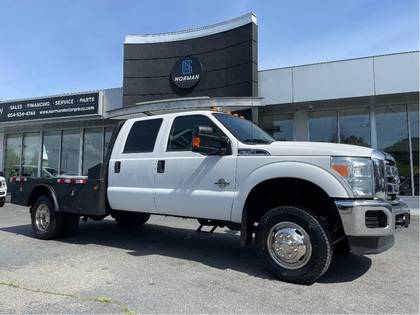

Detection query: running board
(196, 224), (218, 234)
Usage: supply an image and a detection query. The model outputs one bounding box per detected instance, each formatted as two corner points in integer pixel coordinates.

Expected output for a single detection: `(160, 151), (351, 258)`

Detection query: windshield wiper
(242, 138), (271, 144)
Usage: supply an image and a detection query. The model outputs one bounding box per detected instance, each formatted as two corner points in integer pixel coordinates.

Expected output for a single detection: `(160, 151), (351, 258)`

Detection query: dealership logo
(171, 56), (202, 89)
(181, 59), (193, 75)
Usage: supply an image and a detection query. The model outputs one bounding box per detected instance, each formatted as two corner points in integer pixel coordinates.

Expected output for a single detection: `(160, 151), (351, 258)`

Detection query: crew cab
(9, 110), (410, 284)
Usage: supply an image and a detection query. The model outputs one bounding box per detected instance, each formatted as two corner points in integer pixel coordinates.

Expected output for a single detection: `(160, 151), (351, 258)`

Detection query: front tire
(257, 206), (333, 285)
(30, 196), (65, 240)
(0, 198), (5, 207)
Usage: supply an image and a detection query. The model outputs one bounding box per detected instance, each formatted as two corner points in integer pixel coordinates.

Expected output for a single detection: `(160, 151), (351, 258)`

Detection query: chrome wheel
(267, 221), (312, 270)
(35, 203), (50, 232)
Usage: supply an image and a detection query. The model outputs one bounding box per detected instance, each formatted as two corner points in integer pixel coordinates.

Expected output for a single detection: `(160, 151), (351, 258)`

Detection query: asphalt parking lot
(0, 203), (418, 314)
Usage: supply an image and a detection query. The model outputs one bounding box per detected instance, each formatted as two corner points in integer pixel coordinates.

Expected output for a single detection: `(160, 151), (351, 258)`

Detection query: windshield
(213, 113), (274, 144)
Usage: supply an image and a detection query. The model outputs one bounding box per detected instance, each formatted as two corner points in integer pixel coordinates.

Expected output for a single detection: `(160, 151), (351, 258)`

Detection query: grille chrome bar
(384, 156), (400, 201)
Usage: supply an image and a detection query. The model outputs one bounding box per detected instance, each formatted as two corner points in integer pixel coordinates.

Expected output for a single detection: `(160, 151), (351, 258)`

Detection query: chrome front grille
(385, 157), (400, 200)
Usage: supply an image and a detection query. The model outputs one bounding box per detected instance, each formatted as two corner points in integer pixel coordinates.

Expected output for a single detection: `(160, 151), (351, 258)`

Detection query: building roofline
(125, 12), (257, 44)
(106, 96), (263, 118)
(259, 50), (420, 73)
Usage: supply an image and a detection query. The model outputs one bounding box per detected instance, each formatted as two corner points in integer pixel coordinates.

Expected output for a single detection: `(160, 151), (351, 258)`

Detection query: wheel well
(27, 186), (56, 210)
(242, 178), (344, 244)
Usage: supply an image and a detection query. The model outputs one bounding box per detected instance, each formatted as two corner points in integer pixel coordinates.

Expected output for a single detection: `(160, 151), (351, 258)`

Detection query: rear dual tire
(61, 213), (80, 237)
(30, 196), (79, 239)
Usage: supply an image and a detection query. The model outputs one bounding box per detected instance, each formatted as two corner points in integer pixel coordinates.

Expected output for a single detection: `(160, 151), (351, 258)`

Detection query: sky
(0, 0), (418, 100)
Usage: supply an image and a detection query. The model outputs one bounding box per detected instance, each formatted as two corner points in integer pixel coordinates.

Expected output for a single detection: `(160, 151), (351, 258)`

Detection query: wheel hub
(267, 222), (312, 269)
(35, 204), (50, 232)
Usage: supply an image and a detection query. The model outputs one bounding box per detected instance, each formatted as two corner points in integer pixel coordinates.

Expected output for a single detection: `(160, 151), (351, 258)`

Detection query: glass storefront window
(339, 108), (371, 147)
(5, 134), (22, 178)
(376, 105), (411, 195)
(61, 130), (80, 176)
(21, 133), (40, 177)
(4, 126), (118, 178)
(41, 131), (61, 178)
(309, 111), (338, 143)
(82, 128), (103, 175)
(261, 113), (294, 141)
(408, 104), (419, 195)
(104, 126), (114, 160)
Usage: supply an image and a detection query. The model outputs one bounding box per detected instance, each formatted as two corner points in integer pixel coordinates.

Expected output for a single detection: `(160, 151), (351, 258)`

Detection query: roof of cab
(126, 110), (227, 121)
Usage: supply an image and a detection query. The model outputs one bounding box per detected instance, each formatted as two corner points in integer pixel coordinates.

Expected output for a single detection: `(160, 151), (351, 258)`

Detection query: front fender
(231, 161), (352, 223)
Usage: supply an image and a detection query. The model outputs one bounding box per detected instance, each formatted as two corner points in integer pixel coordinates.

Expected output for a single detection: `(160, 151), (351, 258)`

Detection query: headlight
(331, 157), (373, 198)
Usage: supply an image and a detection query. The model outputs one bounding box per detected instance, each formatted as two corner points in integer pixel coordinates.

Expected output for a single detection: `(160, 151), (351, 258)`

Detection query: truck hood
(249, 141), (374, 157)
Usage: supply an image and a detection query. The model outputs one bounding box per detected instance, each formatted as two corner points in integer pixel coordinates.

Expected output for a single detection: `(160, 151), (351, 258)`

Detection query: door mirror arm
(219, 136), (230, 155)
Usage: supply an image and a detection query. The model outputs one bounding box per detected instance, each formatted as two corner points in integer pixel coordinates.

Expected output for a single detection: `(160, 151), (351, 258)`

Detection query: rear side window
(123, 119), (162, 153)
(167, 115), (221, 151)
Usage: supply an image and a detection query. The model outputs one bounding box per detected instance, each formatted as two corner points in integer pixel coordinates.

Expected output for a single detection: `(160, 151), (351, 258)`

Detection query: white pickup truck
(10, 110), (410, 284)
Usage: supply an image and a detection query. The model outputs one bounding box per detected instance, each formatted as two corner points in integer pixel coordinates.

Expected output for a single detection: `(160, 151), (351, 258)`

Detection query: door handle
(157, 160), (165, 173)
(214, 178), (230, 188)
(114, 161), (121, 173)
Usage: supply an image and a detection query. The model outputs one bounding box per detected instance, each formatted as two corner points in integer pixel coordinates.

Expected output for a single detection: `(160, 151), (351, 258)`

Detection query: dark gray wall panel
(124, 24), (256, 59)
(123, 22), (257, 106)
(124, 81), (255, 105)
(124, 41), (256, 77)
(124, 62), (256, 95)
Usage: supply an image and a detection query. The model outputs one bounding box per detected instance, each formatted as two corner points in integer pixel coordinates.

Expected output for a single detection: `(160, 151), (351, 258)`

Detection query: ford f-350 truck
(9, 110), (410, 284)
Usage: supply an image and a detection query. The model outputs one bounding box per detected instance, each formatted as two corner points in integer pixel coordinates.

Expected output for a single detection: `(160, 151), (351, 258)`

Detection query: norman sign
(170, 56), (203, 89)
(0, 92), (99, 122)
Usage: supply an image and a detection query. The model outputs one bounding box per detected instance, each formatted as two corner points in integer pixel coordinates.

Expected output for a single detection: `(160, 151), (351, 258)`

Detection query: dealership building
(0, 13), (418, 208)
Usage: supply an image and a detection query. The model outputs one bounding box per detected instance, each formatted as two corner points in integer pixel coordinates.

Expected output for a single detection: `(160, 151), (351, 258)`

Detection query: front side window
(167, 115), (221, 151)
(123, 119), (162, 153)
(213, 113), (274, 144)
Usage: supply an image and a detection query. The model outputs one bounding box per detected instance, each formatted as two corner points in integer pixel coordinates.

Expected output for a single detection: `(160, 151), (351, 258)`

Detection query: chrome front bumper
(335, 199), (410, 254)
